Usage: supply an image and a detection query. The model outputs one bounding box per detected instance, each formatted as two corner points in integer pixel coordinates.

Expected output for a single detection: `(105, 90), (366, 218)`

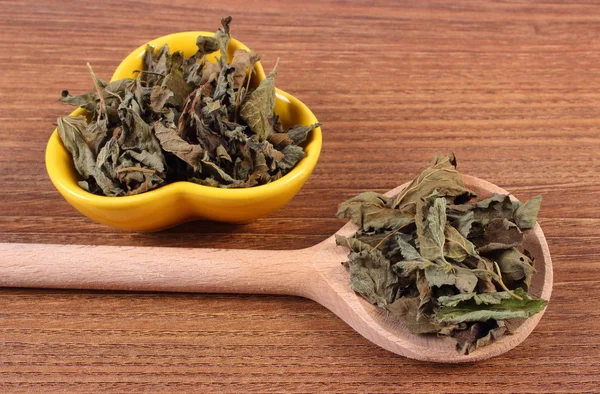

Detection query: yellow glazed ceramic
(45, 32), (322, 232)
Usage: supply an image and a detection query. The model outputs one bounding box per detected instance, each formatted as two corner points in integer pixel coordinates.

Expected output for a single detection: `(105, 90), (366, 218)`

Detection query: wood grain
(0, 0), (598, 391)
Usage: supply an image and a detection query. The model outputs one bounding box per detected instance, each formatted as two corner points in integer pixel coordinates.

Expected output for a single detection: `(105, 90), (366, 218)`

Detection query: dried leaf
(336, 191), (415, 232)
(268, 132), (293, 148)
(149, 85), (174, 113)
(286, 122), (322, 145)
(453, 320), (507, 355)
(82, 118), (108, 156)
(195, 35), (219, 55)
(386, 297), (439, 334)
(424, 265), (478, 293)
(489, 247), (536, 290)
(216, 145), (232, 162)
(240, 68), (276, 141)
(392, 153), (468, 211)
(162, 51), (194, 107)
(476, 218), (523, 253)
(514, 195), (542, 230)
(335, 234), (373, 254)
(435, 288), (547, 324)
(393, 259), (433, 277)
(215, 16), (232, 61)
(416, 198), (448, 264)
(344, 246), (401, 308)
(56, 116), (97, 180)
(230, 49), (260, 88)
(60, 90), (96, 112)
(443, 223), (480, 263)
(451, 210), (474, 238)
(391, 236), (423, 261)
(437, 291), (513, 308)
(278, 144), (305, 171)
(472, 194), (515, 225)
(154, 121), (204, 171)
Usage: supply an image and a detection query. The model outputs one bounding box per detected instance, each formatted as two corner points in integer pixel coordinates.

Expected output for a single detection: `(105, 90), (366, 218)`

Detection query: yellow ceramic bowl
(45, 32), (322, 232)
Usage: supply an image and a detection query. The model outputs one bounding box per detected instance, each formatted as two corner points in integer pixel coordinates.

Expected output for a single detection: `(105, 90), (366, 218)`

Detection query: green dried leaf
(514, 195), (542, 230)
(393, 260), (434, 277)
(443, 223), (480, 263)
(213, 66), (236, 104)
(102, 78), (135, 99)
(82, 118), (108, 156)
(390, 237), (434, 276)
(154, 121), (204, 171)
(344, 246), (401, 308)
(424, 265), (478, 293)
(437, 291), (513, 308)
(386, 297), (439, 334)
(435, 288), (547, 324)
(336, 191), (414, 232)
(416, 270), (433, 318)
(391, 236), (422, 261)
(286, 122), (322, 145)
(473, 194), (515, 225)
(60, 90), (96, 112)
(489, 247), (536, 290)
(416, 198), (448, 263)
(392, 153), (468, 211)
(184, 35), (219, 80)
(278, 144), (305, 171)
(162, 51), (194, 108)
(143, 44), (169, 86)
(335, 234), (373, 254)
(354, 232), (392, 248)
(240, 68), (276, 141)
(127, 150), (165, 173)
(56, 116), (97, 180)
(196, 35), (219, 56)
(149, 85), (174, 113)
(216, 16), (232, 61)
(476, 218), (523, 253)
(451, 210), (474, 238)
(230, 49), (260, 88)
(201, 160), (235, 184)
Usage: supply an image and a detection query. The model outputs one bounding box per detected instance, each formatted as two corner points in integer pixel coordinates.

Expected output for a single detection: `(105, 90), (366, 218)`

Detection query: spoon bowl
(0, 175), (552, 363)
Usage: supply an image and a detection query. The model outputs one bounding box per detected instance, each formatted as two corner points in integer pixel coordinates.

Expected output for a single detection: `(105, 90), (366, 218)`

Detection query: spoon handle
(0, 243), (317, 296)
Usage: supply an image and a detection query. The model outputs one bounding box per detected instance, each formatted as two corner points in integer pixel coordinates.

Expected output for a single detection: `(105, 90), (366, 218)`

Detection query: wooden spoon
(0, 175), (552, 363)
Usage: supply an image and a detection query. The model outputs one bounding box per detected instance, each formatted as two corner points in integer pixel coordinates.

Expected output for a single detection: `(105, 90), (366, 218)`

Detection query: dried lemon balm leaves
(57, 16), (320, 196)
(335, 154), (547, 354)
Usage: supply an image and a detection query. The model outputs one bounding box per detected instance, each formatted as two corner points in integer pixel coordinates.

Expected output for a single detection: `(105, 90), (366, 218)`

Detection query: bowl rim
(45, 31), (322, 208)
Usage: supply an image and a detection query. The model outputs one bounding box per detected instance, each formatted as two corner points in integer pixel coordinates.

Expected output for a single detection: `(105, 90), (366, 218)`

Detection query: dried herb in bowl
(335, 154), (548, 354)
(57, 17), (320, 196)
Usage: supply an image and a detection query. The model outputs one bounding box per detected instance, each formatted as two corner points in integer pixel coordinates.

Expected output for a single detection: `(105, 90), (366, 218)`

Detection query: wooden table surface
(1, 0), (599, 392)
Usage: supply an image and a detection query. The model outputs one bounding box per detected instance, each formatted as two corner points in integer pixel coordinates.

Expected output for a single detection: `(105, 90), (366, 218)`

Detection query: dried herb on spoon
(335, 154), (547, 354)
(57, 16), (320, 196)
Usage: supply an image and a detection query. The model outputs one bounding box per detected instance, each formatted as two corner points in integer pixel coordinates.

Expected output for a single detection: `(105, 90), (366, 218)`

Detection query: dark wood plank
(1, 0), (599, 392)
